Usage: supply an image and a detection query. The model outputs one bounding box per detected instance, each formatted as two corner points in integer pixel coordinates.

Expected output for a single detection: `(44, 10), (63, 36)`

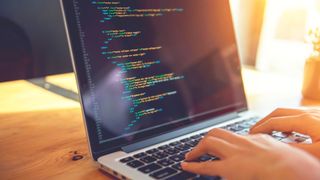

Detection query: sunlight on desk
(45, 73), (78, 93)
(0, 80), (79, 114)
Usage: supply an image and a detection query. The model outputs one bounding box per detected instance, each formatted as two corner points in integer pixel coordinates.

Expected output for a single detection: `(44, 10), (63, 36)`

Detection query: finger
(251, 108), (305, 130)
(250, 114), (310, 135)
(207, 128), (246, 144)
(181, 161), (226, 176)
(185, 136), (236, 161)
(252, 108), (305, 129)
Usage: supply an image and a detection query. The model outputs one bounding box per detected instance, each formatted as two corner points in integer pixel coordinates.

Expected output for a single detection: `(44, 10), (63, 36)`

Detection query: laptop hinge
(122, 112), (239, 153)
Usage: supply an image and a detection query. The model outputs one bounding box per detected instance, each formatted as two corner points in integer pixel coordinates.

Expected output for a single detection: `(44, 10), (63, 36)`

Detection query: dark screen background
(63, 0), (247, 156)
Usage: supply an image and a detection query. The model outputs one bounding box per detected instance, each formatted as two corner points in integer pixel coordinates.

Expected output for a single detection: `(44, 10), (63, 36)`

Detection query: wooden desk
(0, 68), (319, 179)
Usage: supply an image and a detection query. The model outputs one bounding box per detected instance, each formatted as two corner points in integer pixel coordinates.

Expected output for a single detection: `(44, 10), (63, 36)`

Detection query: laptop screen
(62, 0), (247, 159)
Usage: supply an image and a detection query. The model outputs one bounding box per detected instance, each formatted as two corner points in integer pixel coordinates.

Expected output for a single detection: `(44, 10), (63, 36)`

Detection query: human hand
(250, 108), (320, 158)
(182, 128), (320, 180)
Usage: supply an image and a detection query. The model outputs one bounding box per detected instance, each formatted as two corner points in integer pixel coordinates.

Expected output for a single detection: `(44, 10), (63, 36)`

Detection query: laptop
(60, 0), (310, 179)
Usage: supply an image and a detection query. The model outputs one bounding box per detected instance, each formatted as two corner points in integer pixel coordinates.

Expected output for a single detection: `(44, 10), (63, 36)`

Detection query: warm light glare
(257, 0), (320, 75)
(266, 0), (317, 41)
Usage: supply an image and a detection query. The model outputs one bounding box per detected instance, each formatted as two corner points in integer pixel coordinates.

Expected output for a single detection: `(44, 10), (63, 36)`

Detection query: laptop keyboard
(118, 116), (310, 180)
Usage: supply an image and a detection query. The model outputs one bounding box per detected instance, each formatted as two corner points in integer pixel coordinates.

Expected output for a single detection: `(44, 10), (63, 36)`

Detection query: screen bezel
(61, 0), (248, 160)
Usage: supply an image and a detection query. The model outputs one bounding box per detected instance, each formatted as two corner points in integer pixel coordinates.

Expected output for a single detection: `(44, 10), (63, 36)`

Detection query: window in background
(230, 0), (267, 66)
(257, 0), (320, 76)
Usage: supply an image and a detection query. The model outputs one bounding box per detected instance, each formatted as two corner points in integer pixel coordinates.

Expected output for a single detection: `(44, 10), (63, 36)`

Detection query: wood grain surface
(0, 108), (113, 180)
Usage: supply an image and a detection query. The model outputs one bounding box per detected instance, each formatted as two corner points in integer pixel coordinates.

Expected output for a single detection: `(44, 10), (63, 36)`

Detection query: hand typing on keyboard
(181, 108), (320, 180)
(250, 108), (320, 159)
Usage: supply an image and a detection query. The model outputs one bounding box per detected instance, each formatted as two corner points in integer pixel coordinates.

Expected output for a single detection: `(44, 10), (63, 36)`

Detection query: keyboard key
(200, 132), (207, 136)
(133, 152), (147, 158)
(250, 117), (260, 122)
(274, 136), (283, 141)
(198, 155), (212, 162)
(119, 157), (134, 163)
(146, 148), (159, 154)
(169, 141), (181, 146)
(293, 133), (309, 139)
(226, 125), (242, 132)
(158, 145), (170, 150)
(158, 159), (175, 166)
(186, 140), (198, 147)
(193, 139), (201, 144)
(164, 148), (179, 155)
(172, 163), (182, 171)
(195, 175), (221, 180)
(153, 152), (168, 159)
(294, 137), (307, 143)
(190, 134), (202, 139)
(127, 160), (144, 168)
(150, 167), (177, 179)
(138, 163), (162, 174)
(245, 121), (255, 126)
(179, 151), (189, 157)
(238, 124), (247, 129)
(175, 144), (191, 151)
(165, 171), (197, 180)
(272, 132), (289, 138)
(233, 117), (259, 129)
(212, 156), (220, 161)
(236, 129), (248, 135)
(140, 156), (157, 164)
(240, 123), (251, 128)
(169, 154), (185, 162)
(235, 125), (245, 131)
(247, 118), (259, 125)
(180, 137), (191, 143)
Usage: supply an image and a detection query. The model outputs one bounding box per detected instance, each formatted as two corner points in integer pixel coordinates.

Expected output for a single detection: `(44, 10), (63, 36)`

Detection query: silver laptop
(60, 1), (303, 179)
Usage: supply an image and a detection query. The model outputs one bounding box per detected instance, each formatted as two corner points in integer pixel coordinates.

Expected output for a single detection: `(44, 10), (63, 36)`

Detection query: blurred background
(0, 0), (319, 82)
(0, 0), (72, 82)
